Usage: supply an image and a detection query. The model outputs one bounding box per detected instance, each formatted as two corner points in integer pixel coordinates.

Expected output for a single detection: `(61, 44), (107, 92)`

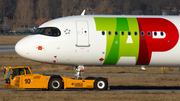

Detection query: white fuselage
(15, 15), (180, 67)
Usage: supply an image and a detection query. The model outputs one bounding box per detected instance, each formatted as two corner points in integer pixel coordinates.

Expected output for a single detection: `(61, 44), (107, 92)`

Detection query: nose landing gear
(73, 65), (84, 79)
(71, 65), (108, 90)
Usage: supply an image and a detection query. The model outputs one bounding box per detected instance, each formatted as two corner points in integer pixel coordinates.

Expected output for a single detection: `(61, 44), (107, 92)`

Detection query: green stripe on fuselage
(119, 18), (139, 61)
(94, 18), (117, 64)
(116, 18), (129, 61)
(103, 18), (129, 65)
(127, 18), (139, 61)
(103, 18), (122, 65)
(94, 17), (139, 65)
(116, 18), (129, 31)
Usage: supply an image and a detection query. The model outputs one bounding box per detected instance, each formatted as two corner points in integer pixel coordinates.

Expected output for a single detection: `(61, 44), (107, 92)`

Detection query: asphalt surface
(0, 45), (16, 54)
(1, 88), (180, 92)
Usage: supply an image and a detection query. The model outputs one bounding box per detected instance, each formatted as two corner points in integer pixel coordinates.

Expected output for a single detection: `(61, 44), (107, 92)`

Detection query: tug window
(147, 31), (151, 36)
(12, 68), (24, 79)
(34, 27), (61, 36)
(25, 68), (31, 74)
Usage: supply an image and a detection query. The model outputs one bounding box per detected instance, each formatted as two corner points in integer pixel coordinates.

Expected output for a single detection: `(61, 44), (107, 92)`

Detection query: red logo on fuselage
(136, 18), (179, 65)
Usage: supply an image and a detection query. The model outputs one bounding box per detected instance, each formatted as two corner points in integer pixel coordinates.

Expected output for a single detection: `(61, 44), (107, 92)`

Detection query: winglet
(81, 10), (86, 16)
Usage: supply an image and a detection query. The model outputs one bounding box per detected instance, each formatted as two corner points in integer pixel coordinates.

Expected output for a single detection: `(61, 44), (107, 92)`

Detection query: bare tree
(26, 0), (34, 28)
(49, 0), (62, 18)
(36, 0), (49, 25)
(15, 0), (34, 28)
(123, 1), (131, 15)
(61, 0), (77, 16)
(79, 0), (95, 14)
(94, 0), (115, 14)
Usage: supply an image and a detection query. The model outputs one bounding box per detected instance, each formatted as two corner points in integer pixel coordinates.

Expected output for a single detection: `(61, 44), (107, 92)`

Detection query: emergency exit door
(76, 21), (90, 47)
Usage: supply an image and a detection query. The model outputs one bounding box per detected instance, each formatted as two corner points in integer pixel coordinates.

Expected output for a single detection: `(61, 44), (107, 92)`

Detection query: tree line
(0, 0), (180, 31)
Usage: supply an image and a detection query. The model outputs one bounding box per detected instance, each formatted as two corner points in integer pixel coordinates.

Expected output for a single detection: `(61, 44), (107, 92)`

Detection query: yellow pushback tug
(3, 66), (108, 91)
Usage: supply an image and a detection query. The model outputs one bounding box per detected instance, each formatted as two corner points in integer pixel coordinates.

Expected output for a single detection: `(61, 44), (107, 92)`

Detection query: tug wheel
(94, 78), (108, 91)
(48, 78), (63, 91)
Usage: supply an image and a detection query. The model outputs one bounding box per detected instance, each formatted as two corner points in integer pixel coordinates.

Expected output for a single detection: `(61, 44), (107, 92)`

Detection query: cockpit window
(34, 27), (61, 36)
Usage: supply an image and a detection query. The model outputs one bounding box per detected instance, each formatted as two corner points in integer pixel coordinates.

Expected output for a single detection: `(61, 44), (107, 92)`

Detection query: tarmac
(0, 45), (16, 54)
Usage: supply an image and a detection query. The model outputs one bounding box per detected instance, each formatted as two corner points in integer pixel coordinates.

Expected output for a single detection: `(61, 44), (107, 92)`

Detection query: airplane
(15, 11), (180, 79)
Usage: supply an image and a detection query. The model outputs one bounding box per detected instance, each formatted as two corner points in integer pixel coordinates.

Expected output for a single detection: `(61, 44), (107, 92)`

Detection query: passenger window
(121, 31), (124, 36)
(108, 31), (111, 35)
(161, 32), (164, 36)
(154, 32), (157, 36)
(102, 31), (105, 35)
(34, 27), (61, 36)
(128, 31), (131, 36)
(115, 31), (118, 35)
(147, 31), (151, 36)
(134, 31), (138, 36)
(141, 31), (144, 36)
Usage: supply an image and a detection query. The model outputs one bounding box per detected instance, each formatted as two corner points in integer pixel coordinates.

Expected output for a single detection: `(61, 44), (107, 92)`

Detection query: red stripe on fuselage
(136, 22), (149, 65)
(136, 18), (179, 65)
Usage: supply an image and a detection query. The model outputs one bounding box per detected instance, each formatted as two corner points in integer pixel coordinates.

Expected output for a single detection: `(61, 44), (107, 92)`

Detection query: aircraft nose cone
(15, 36), (31, 58)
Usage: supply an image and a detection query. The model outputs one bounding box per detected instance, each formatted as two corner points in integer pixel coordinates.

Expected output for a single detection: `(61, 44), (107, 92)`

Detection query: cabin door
(76, 21), (90, 47)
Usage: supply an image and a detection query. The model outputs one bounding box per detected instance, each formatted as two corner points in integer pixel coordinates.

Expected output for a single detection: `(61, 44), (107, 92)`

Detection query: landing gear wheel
(48, 78), (63, 91)
(94, 78), (108, 91)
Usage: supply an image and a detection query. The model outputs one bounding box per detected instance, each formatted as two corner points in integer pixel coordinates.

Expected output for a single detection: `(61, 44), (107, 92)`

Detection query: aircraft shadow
(109, 85), (180, 90)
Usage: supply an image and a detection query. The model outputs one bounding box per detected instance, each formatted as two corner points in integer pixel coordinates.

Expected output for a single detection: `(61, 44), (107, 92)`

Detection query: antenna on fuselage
(81, 9), (86, 16)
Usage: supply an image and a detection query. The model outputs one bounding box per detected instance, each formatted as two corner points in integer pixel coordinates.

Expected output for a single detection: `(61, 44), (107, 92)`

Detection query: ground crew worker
(20, 70), (24, 75)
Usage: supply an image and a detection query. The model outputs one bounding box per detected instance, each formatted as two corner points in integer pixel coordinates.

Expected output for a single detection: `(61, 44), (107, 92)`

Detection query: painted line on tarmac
(43, 73), (180, 76)
(1, 72), (180, 76)
(0, 45), (15, 54)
